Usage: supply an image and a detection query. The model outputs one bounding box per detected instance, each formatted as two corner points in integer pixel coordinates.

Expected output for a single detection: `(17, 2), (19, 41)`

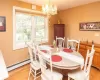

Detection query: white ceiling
(19, 0), (100, 10)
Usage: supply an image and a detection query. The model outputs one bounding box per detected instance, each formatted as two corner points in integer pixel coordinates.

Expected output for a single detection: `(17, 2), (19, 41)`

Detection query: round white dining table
(39, 45), (84, 69)
(38, 45), (84, 80)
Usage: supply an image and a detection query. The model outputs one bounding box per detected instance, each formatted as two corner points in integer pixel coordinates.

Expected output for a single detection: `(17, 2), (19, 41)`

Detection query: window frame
(13, 6), (48, 50)
(32, 16), (48, 42)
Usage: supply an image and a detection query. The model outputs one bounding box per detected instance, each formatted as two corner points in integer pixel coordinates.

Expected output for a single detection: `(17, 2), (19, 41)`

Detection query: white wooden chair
(67, 38), (80, 52)
(37, 47), (63, 80)
(27, 44), (41, 80)
(56, 36), (65, 48)
(33, 38), (42, 45)
(68, 45), (95, 80)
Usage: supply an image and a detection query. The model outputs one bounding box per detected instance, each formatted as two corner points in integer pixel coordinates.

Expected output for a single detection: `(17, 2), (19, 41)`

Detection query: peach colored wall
(0, 0), (57, 67)
(0, 0), (42, 67)
(59, 2), (100, 44)
(49, 15), (58, 44)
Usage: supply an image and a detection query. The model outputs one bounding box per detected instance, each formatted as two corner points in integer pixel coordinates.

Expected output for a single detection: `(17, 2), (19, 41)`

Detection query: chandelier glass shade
(42, 0), (57, 16)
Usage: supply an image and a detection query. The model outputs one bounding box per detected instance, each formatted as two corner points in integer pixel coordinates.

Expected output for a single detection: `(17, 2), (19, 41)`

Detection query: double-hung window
(33, 16), (48, 42)
(15, 13), (32, 47)
(13, 7), (48, 50)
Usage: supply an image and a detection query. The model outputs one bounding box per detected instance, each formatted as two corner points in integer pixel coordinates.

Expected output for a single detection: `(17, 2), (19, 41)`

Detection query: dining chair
(56, 36), (65, 48)
(67, 38), (80, 52)
(68, 45), (95, 80)
(37, 47), (63, 80)
(33, 38), (43, 45)
(27, 43), (41, 80)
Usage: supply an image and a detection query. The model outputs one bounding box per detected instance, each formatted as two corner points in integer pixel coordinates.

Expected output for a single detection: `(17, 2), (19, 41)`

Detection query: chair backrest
(37, 47), (47, 73)
(33, 38), (42, 45)
(32, 43), (38, 60)
(84, 45), (95, 76)
(26, 42), (38, 61)
(27, 44), (34, 63)
(56, 36), (65, 48)
(37, 46), (53, 79)
(67, 38), (80, 52)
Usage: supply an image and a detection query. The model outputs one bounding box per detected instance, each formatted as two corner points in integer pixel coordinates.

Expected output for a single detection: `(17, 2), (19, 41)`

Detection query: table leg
(62, 70), (69, 80)
(63, 75), (68, 80)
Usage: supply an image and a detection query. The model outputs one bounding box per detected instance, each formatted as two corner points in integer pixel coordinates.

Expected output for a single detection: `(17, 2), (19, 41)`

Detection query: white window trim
(32, 16), (49, 43)
(13, 6), (48, 50)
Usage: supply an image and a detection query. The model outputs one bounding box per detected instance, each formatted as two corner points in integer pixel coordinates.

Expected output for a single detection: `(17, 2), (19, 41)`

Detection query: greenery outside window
(13, 12), (48, 50)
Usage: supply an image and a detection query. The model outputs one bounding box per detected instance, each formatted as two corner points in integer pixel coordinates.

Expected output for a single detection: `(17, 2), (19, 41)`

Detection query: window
(34, 16), (48, 41)
(16, 13), (32, 44)
(13, 7), (48, 50)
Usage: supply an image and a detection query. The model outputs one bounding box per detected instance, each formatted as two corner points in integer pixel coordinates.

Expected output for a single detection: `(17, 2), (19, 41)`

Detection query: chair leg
(68, 76), (70, 80)
(34, 70), (36, 80)
(28, 68), (31, 80)
(81, 65), (83, 70)
(86, 76), (89, 80)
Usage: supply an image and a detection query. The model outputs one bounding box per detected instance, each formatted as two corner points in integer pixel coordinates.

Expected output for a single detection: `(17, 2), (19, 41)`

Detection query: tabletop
(39, 45), (84, 70)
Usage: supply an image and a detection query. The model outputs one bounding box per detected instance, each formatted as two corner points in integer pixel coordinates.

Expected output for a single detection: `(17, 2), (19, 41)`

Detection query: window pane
(16, 13), (32, 44)
(34, 16), (46, 40)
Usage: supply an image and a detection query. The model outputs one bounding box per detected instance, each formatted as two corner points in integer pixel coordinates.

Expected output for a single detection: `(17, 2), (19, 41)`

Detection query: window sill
(13, 40), (48, 50)
(13, 42), (29, 50)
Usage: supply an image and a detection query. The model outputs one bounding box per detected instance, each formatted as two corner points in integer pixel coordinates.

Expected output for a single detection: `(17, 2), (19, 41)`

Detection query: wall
(59, 1), (100, 43)
(49, 15), (58, 44)
(0, 0), (57, 67)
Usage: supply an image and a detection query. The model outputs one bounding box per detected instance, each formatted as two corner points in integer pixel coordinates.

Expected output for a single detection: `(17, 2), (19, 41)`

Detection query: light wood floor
(6, 64), (100, 80)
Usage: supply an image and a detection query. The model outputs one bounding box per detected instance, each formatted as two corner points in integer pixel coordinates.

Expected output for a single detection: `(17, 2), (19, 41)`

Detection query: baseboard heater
(7, 59), (30, 72)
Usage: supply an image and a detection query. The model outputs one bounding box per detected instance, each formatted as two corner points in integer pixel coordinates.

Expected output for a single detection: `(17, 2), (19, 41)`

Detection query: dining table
(38, 45), (84, 80)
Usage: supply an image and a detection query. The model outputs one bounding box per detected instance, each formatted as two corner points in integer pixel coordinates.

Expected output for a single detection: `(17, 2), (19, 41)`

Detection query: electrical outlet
(94, 33), (99, 36)
(32, 5), (36, 10)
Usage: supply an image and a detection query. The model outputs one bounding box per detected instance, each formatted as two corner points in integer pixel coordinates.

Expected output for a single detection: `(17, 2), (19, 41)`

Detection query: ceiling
(19, 0), (100, 10)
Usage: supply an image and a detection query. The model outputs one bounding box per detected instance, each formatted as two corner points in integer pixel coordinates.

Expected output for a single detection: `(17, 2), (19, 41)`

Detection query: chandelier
(42, 0), (57, 16)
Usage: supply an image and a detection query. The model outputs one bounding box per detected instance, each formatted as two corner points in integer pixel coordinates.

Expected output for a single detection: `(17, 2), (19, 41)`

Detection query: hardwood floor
(6, 64), (100, 80)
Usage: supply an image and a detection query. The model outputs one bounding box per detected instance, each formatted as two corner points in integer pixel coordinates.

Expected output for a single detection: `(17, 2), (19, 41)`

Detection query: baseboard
(92, 65), (100, 70)
(7, 59), (30, 72)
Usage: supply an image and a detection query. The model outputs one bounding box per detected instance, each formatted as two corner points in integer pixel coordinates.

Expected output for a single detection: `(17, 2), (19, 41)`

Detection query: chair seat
(41, 69), (63, 80)
(31, 61), (40, 70)
(68, 69), (86, 80)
